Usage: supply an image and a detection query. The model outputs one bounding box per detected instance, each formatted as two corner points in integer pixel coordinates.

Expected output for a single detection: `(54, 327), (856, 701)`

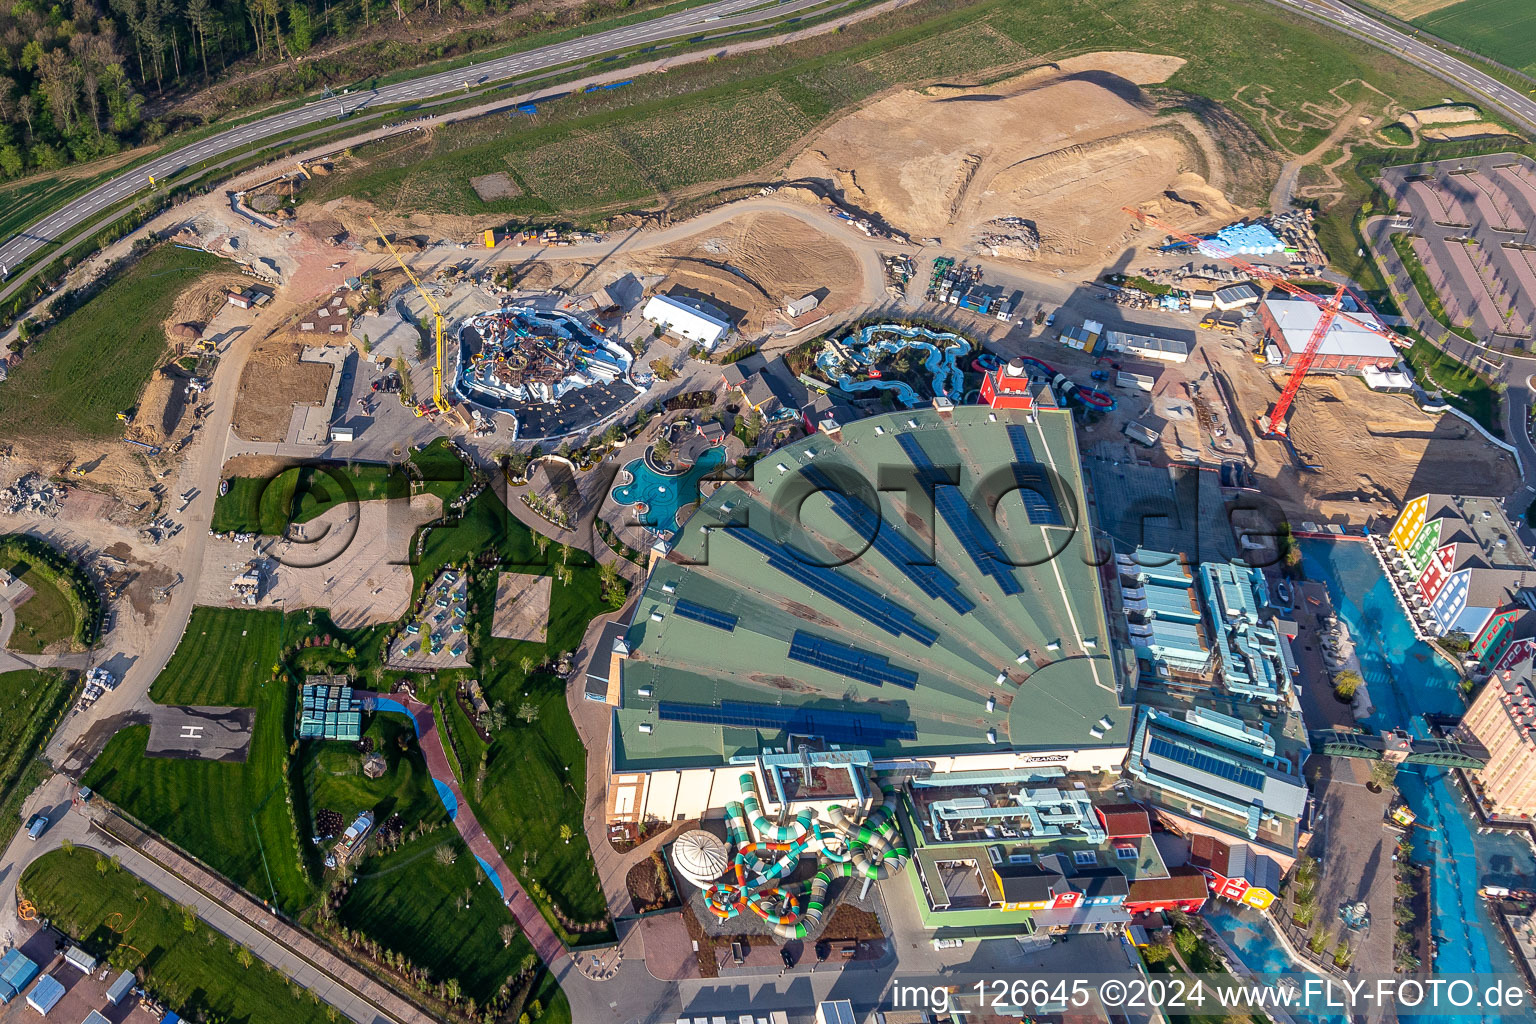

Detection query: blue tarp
(1213, 222), (1284, 255)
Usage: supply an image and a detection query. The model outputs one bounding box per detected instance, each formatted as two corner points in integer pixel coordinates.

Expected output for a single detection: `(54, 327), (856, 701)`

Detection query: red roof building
(1123, 866), (1210, 916)
(1095, 803), (1151, 839)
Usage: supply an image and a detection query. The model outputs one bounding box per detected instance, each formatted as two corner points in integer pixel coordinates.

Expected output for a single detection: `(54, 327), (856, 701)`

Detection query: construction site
(456, 306), (638, 436)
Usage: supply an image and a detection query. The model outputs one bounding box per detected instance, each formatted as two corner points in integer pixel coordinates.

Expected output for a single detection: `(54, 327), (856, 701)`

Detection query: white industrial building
(643, 295), (731, 351)
(1107, 330), (1189, 363)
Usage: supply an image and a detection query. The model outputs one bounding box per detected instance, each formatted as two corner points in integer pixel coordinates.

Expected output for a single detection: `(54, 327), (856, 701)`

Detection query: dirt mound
(786, 65), (1237, 267)
(1244, 372), (1517, 518)
(232, 333), (335, 442)
(1054, 51), (1187, 84)
(127, 367), (189, 445)
(646, 212), (863, 332)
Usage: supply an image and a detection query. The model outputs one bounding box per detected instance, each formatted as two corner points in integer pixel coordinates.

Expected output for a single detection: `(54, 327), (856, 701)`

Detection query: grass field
(0, 558), (76, 654)
(1404, 336), (1500, 429)
(338, 831), (562, 1016)
(213, 440), (473, 534)
(309, 0), (1459, 223)
(408, 491), (610, 930)
(0, 245), (234, 440)
(301, 715), (446, 835)
(1409, 0), (1536, 76)
(21, 849), (330, 1024)
(82, 607), (315, 911)
(0, 670), (76, 846)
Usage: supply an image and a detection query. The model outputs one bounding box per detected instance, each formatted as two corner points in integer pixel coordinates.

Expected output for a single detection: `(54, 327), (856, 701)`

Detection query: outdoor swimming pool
(611, 445), (727, 534)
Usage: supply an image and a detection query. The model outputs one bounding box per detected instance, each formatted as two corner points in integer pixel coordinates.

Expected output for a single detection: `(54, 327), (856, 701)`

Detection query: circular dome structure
(671, 830), (729, 887)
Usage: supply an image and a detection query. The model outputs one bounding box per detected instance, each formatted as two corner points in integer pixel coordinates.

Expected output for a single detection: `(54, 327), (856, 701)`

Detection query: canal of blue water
(1204, 539), (1535, 1020)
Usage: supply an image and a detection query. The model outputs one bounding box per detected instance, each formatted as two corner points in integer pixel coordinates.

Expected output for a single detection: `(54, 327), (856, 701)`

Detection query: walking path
(0, 776), (434, 1024)
(363, 690), (590, 975)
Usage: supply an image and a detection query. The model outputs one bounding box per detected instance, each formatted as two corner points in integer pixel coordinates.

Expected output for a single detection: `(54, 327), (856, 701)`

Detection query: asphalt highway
(1272, 0), (1536, 133)
(0, 0), (831, 276)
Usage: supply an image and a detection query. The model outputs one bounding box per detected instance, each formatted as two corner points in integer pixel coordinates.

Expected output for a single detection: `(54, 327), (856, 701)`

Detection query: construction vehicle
(1122, 208), (1404, 439)
(371, 218), (451, 415)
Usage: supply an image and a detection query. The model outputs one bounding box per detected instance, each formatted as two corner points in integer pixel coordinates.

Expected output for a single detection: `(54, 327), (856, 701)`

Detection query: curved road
(0, 0), (834, 278)
(1270, 0), (1536, 133)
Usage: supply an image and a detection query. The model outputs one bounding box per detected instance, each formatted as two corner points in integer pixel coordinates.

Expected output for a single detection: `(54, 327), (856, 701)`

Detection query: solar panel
(1006, 425), (1065, 526)
(788, 631), (918, 688)
(800, 465), (973, 615)
(657, 699), (917, 744)
(729, 526), (938, 645)
(897, 435), (1023, 595)
(1147, 734), (1267, 791)
(674, 599), (738, 632)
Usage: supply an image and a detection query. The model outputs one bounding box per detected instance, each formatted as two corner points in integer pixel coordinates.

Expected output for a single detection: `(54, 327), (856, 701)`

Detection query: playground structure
(814, 324), (970, 407)
(695, 771), (910, 940)
(456, 306), (634, 408)
(971, 353), (1116, 411)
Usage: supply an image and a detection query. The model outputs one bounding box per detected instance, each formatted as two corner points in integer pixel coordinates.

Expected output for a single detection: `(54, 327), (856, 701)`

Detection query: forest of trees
(0, 0), (650, 182)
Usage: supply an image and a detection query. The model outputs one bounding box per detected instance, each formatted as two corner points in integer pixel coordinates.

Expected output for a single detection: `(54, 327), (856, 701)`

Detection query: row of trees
(0, 0), (660, 181)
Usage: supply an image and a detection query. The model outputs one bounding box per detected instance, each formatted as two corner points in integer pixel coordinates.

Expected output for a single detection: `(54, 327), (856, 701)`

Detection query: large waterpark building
(1384, 493), (1536, 650)
(604, 403), (1132, 829)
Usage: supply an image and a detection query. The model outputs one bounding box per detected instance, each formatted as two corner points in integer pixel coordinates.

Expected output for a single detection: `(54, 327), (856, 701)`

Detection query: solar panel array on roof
(788, 630), (918, 688)
(1006, 425), (1065, 526)
(657, 699), (917, 743)
(673, 599), (738, 632)
(899, 434), (1023, 595)
(1148, 734), (1267, 791)
(729, 526), (938, 645)
(800, 465), (974, 615)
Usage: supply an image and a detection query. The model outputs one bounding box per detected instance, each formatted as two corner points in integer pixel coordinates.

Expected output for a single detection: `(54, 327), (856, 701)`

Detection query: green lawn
(0, 557), (76, 654)
(309, 0), (1460, 222)
(1404, 336), (1501, 432)
(338, 831), (563, 1015)
(82, 607), (315, 911)
(212, 440), (473, 535)
(1410, 0), (1536, 76)
(0, 670), (76, 845)
(301, 715), (446, 836)
(0, 245), (234, 440)
(408, 491), (611, 931)
(20, 849), (330, 1024)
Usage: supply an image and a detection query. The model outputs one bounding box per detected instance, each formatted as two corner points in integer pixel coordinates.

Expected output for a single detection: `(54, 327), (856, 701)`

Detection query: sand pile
(785, 60), (1237, 266)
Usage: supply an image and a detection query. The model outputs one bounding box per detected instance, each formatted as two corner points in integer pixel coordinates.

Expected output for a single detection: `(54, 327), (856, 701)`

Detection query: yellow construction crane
(370, 217), (449, 414)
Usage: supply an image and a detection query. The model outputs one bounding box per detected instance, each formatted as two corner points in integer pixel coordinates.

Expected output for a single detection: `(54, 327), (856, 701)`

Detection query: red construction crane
(1121, 208), (1405, 437)
(1263, 281), (1348, 436)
